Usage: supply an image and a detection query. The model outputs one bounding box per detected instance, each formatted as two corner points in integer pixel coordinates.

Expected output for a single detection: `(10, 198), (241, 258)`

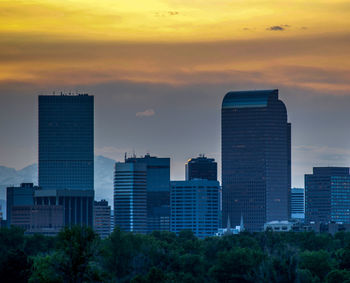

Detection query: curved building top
(222, 89), (279, 109)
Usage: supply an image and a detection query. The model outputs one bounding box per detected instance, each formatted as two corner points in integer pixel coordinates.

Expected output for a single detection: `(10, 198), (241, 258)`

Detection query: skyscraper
(125, 154), (170, 233)
(170, 179), (220, 238)
(185, 155), (217, 181)
(114, 162), (147, 233)
(39, 94), (94, 190)
(305, 167), (350, 224)
(38, 94), (94, 227)
(221, 89), (291, 231)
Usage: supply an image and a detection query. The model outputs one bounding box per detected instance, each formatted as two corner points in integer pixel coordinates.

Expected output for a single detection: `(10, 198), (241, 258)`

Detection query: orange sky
(1, 1), (350, 188)
(0, 0), (350, 93)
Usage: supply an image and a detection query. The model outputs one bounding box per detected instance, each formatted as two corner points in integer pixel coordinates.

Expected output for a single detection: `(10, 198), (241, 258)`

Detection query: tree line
(2, 226), (350, 282)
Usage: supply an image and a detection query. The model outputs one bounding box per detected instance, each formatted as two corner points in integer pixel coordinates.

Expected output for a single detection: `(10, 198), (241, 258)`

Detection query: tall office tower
(291, 188), (305, 220)
(125, 154), (170, 232)
(93, 200), (111, 238)
(38, 94), (94, 227)
(222, 89), (291, 231)
(170, 180), (220, 238)
(114, 162), (147, 233)
(185, 155), (217, 181)
(305, 167), (350, 224)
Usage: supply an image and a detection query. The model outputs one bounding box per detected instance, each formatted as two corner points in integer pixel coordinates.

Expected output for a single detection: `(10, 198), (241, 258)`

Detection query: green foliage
(326, 269), (350, 283)
(299, 250), (334, 281)
(29, 225), (103, 283)
(5, 227), (350, 282)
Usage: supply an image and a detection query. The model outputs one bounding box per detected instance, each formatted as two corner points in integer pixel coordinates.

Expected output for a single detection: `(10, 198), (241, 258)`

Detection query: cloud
(136, 109), (155, 117)
(266, 25), (286, 31)
(168, 11), (179, 16)
(266, 25), (291, 31)
(154, 11), (179, 17)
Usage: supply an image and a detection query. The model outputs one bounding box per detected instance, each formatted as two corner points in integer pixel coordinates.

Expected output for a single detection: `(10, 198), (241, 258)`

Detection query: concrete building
(185, 155), (217, 181)
(94, 200), (111, 238)
(11, 205), (64, 235)
(221, 89), (291, 231)
(6, 183), (36, 227)
(170, 179), (220, 238)
(34, 189), (94, 227)
(305, 167), (350, 224)
(6, 183), (64, 234)
(264, 221), (293, 232)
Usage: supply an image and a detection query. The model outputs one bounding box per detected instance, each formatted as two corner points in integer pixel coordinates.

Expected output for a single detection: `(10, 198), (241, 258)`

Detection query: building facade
(38, 94), (94, 227)
(170, 180), (220, 238)
(185, 155), (217, 181)
(291, 188), (305, 220)
(34, 189), (94, 227)
(221, 89), (291, 231)
(11, 205), (64, 236)
(6, 183), (36, 227)
(125, 154), (170, 233)
(6, 183), (64, 234)
(114, 162), (147, 233)
(305, 167), (350, 224)
(94, 200), (111, 238)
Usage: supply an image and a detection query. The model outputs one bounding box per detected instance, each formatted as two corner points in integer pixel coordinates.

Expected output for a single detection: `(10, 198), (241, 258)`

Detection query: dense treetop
(2, 226), (350, 282)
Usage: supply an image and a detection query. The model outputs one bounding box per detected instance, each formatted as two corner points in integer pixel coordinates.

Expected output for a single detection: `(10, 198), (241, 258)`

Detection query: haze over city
(1, 0), (350, 188)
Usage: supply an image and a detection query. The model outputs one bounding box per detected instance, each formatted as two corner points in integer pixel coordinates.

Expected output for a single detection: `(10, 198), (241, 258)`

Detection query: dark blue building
(170, 180), (220, 238)
(305, 167), (350, 224)
(221, 89), (291, 231)
(185, 155), (217, 181)
(39, 94), (94, 191)
(38, 94), (94, 227)
(125, 154), (170, 232)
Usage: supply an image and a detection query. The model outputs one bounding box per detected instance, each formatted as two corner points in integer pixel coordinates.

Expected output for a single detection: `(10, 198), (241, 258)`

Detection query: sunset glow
(0, 0), (349, 92)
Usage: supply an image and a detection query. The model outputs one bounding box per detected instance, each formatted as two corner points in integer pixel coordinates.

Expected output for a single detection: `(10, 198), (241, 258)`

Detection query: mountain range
(0, 155), (115, 206)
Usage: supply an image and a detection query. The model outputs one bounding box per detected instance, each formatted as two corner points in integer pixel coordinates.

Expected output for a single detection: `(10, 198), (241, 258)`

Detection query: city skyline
(1, 1), (350, 189)
(1, 89), (350, 189)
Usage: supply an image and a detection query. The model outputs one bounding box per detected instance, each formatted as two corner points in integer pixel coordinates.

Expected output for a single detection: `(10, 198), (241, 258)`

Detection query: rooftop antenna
(124, 152), (127, 162)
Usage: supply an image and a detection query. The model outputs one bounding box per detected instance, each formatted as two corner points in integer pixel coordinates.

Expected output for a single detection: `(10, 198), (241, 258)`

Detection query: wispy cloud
(136, 109), (155, 117)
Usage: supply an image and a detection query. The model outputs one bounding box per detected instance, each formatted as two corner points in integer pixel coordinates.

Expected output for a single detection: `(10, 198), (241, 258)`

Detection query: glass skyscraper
(124, 154), (170, 233)
(114, 162), (147, 233)
(305, 167), (350, 224)
(39, 94), (94, 190)
(38, 94), (94, 227)
(221, 89), (291, 231)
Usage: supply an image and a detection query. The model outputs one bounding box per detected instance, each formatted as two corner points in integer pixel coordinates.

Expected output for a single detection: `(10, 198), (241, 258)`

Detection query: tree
(29, 226), (102, 283)
(209, 247), (264, 282)
(299, 250), (334, 281)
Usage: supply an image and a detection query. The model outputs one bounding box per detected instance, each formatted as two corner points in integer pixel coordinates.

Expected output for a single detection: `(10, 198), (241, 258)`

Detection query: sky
(0, 0), (350, 187)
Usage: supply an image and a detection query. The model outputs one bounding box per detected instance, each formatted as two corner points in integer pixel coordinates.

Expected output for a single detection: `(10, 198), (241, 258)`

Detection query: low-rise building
(94, 200), (111, 238)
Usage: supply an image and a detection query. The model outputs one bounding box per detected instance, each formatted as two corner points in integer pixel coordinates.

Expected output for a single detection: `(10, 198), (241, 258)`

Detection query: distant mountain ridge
(0, 155), (115, 204)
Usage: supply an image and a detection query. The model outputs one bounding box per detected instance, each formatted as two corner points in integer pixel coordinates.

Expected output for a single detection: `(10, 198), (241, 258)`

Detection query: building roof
(222, 89), (278, 109)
